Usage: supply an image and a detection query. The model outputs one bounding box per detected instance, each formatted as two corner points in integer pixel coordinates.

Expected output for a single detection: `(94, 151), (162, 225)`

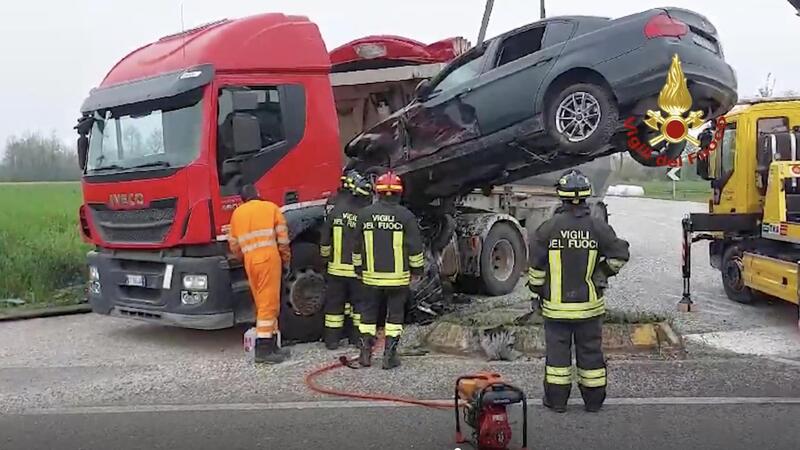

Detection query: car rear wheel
(546, 82), (618, 154)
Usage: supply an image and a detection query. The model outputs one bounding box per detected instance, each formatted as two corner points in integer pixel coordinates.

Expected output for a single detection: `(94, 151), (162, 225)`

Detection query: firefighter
(228, 184), (291, 364)
(319, 170), (373, 350)
(527, 169), (629, 412)
(352, 170), (425, 369)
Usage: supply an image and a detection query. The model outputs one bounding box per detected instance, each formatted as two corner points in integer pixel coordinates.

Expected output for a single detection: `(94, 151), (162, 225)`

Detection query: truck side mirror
(77, 135), (88, 170)
(414, 79), (432, 101)
(232, 113), (262, 155)
(696, 129), (714, 180)
(696, 156), (711, 180)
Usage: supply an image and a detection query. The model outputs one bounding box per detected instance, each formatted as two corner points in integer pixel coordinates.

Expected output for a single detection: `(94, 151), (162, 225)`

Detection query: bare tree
(0, 132), (80, 181)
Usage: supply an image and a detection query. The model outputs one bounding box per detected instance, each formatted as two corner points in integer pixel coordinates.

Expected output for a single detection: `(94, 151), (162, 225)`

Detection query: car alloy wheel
(555, 91), (602, 143)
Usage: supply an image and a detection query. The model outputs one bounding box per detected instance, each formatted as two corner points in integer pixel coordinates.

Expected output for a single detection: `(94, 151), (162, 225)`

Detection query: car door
(402, 47), (488, 160)
(462, 20), (574, 136)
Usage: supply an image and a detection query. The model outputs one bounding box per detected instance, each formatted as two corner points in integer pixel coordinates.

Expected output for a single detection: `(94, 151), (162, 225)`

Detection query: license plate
(125, 274), (145, 287)
(692, 34), (717, 53)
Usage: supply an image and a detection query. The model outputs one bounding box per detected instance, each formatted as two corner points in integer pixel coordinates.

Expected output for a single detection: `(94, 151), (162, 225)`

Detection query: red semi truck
(76, 13), (535, 341)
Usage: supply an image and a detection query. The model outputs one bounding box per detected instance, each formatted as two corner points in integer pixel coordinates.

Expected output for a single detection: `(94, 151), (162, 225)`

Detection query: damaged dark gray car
(345, 8), (737, 208)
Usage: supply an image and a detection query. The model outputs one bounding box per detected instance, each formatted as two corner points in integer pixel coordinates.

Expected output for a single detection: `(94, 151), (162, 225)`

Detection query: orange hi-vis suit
(228, 199), (291, 339)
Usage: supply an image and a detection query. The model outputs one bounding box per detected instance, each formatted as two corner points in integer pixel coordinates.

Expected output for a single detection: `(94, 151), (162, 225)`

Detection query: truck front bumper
(87, 250), (249, 330)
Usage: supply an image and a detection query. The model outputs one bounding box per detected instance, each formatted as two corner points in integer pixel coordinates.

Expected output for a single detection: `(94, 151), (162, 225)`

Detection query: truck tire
(545, 82), (618, 155)
(479, 223), (526, 296)
(279, 241), (326, 343)
(721, 245), (755, 304)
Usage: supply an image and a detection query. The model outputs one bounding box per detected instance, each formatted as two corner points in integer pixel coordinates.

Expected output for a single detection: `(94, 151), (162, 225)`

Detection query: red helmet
(375, 171), (403, 195)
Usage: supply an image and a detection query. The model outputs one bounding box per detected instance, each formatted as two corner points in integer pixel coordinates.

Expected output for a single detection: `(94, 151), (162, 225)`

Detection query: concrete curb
(423, 321), (681, 358)
(0, 304), (92, 322)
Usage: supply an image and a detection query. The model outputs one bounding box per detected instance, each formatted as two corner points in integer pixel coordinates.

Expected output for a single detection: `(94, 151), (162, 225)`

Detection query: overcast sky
(0, 0), (797, 150)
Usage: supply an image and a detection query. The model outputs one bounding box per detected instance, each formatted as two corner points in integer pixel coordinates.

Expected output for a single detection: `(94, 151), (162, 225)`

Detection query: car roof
(483, 15), (611, 43)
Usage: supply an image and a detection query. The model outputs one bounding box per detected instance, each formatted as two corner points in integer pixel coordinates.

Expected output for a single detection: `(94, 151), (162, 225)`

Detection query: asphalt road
(4, 401), (800, 450)
(3, 197), (800, 446)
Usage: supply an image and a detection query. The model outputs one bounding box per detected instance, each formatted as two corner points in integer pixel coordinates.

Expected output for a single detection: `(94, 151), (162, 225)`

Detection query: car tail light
(644, 13), (688, 38)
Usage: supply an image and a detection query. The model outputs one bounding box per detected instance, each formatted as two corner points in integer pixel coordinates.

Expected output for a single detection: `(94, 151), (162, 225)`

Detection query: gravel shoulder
(3, 197), (800, 413)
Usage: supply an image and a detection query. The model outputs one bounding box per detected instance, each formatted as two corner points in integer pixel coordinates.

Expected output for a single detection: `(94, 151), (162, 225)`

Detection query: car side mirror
(414, 80), (432, 101)
(77, 135), (88, 171)
(232, 113), (262, 155)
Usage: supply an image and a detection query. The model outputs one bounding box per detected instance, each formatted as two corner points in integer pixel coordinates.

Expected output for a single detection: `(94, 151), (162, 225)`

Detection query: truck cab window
(217, 86), (285, 191)
(719, 123), (737, 178)
(758, 117), (790, 159)
(495, 26), (545, 67)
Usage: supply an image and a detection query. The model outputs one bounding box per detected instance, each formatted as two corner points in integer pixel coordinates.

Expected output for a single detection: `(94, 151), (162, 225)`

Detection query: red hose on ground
(303, 355), (456, 410)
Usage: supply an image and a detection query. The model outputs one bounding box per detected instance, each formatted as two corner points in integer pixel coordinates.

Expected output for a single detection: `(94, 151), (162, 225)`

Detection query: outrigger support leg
(679, 215), (695, 312)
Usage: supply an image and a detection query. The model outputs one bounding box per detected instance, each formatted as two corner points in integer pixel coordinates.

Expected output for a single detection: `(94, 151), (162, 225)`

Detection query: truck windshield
(86, 90), (203, 173)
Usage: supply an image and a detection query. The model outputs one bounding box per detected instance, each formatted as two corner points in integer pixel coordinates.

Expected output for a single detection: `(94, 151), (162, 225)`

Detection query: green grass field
(0, 182), (90, 305)
(639, 180), (711, 203)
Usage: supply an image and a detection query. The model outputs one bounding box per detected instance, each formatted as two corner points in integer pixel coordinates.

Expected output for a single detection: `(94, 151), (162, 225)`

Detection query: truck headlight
(89, 265), (100, 281)
(182, 274), (208, 291)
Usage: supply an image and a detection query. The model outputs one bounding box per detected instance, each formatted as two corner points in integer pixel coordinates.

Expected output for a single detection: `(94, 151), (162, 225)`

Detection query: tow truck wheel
(479, 223), (526, 296)
(279, 241), (326, 343)
(546, 82), (618, 155)
(721, 245), (755, 304)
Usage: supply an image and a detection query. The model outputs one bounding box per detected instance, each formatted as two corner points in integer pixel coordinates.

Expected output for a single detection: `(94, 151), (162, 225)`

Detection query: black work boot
(358, 334), (374, 367)
(323, 327), (341, 350)
(382, 336), (401, 370)
(542, 395), (567, 413)
(347, 322), (361, 347)
(255, 337), (287, 364)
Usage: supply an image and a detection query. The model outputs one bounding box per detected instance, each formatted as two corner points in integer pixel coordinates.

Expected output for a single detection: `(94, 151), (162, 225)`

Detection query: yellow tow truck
(681, 97), (800, 324)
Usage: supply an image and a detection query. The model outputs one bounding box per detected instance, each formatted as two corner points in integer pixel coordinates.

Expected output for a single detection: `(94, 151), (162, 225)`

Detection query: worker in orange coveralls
(228, 184), (291, 364)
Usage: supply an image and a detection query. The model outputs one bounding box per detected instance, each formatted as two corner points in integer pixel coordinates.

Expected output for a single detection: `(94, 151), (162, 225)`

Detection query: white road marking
(684, 326), (800, 359)
(13, 397), (800, 416)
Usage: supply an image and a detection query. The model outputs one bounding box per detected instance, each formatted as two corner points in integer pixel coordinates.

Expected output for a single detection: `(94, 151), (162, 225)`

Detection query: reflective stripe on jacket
(228, 199), (291, 266)
(528, 204), (629, 320)
(319, 192), (369, 278)
(353, 198), (424, 287)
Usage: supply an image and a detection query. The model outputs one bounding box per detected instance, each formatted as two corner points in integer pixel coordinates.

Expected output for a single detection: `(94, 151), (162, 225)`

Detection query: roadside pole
(667, 167), (680, 199)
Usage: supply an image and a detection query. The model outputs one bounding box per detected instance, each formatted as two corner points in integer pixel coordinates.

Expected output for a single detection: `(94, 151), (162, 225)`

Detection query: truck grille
(89, 198), (177, 244)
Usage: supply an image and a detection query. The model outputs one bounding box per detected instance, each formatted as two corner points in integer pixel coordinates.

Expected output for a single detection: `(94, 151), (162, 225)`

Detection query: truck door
(712, 121), (738, 208)
(461, 20), (573, 136)
(402, 47), (488, 160)
(756, 117), (790, 197)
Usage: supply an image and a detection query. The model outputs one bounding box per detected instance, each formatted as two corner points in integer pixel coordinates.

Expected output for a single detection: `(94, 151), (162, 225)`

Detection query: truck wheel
(480, 223), (526, 296)
(279, 242), (326, 343)
(546, 82), (618, 155)
(721, 245), (755, 304)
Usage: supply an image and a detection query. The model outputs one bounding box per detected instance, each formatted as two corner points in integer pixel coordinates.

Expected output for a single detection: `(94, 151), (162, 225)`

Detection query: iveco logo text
(109, 193), (145, 208)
